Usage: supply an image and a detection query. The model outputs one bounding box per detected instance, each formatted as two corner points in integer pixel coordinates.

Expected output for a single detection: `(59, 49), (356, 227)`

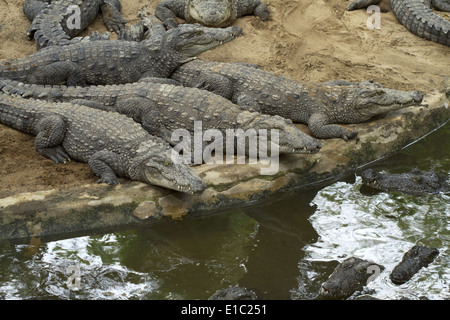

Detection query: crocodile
(0, 23), (242, 86)
(0, 93), (206, 194)
(347, 0), (450, 46)
(155, 0), (270, 28)
(0, 78), (323, 156)
(171, 60), (424, 140)
(319, 257), (385, 299)
(360, 168), (450, 195)
(208, 286), (258, 300)
(390, 245), (440, 285)
(23, 0), (126, 49)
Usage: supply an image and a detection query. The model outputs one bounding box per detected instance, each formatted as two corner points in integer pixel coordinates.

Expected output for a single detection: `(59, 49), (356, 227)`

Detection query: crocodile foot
(97, 175), (120, 186)
(102, 3), (127, 33)
(38, 145), (70, 164)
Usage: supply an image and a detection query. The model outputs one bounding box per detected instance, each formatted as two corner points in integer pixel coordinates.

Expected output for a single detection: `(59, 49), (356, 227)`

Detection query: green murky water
(0, 123), (448, 300)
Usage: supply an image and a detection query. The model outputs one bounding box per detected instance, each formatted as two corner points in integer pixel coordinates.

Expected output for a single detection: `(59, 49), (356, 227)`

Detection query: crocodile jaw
(172, 24), (242, 57)
(355, 86), (424, 119)
(143, 162), (206, 194)
(276, 121), (322, 154)
(189, 0), (232, 27)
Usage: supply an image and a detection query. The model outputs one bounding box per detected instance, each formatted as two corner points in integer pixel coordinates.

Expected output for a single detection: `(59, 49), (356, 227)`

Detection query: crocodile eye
(194, 30), (203, 35)
(164, 161), (170, 166)
(376, 90), (384, 95)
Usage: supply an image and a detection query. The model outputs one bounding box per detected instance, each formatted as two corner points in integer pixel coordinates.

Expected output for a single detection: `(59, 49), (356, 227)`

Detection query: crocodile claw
(97, 176), (120, 186)
(103, 4), (127, 34)
(39, 146), (70, 164)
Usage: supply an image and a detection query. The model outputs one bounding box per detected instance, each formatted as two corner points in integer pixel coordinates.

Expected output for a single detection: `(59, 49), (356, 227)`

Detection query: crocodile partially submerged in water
(0, 24), (241, 86)
(23, 0), (126, 49)
(390, 245), (440, 284)
(171, 60), (424, 140)
(319, 257), (385, 299)
(360, 168), (449, 195)
(0, 93), (206, 194)
(0, 79), (323, 156)
(155, 0), (270, 28)
(348, 0), (450, 46)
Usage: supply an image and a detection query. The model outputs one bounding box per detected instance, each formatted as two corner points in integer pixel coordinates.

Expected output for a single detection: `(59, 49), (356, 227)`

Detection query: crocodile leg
(193, 73), (234, 100)
(236, 0), (271, 21)
(88, 150), (123, 185)
(155, 0), (187, 29)
(27, 61), (87, 86)
(118, 22), (145, 42)
(34, 114), (70, 163)
(22, 0), (51, 21)
(432, 0), (450, 11)
(115, 98), (173, 143)
(101, 0), (127, 33)
(308, 113), (358, 140)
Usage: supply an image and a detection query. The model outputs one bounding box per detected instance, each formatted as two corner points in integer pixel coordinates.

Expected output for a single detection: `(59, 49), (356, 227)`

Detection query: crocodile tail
(391, 0), (450, 46)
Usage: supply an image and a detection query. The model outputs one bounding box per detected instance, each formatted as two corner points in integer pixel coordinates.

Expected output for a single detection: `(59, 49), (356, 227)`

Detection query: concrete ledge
(0, 92), (448, 243)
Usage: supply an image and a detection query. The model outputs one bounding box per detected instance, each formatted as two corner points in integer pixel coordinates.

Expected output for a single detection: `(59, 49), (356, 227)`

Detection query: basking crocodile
(360, 168), (450, 195)
(0, 93), (206, 194)
(390, 245), (440, 284)
(171, 60), (424, 140)
(0, 24), (242, 86)
(348, 0), (450, 46)
(319, 257), (385, 299)
(23, 0), (126, 49)
(0, 79), (323, 156)
(155, 0), (270, 28)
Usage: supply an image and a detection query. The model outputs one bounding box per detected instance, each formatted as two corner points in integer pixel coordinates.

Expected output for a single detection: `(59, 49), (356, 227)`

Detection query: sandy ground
(0, 0), (449, 197)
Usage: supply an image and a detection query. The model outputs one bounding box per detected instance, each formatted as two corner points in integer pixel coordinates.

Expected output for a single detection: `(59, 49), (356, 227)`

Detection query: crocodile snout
(229, 25), (242, 37)
(413, 91), (424, 103)
(305, 139), (322, 153)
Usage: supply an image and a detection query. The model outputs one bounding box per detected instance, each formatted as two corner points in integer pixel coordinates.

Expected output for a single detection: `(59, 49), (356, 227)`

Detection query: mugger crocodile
(0, 23), (242, 86)
(360, 168), (450, 195)
(0, 93), (206, 194)
(319, 257), (385, 299)
(171, 60), (424, 140)
(23, 0), (127, 49)
(155, 0), (270, 28)
(390, 245), (440, 284)
(348, 0), (450, 46)
(0, 79), (323, 156)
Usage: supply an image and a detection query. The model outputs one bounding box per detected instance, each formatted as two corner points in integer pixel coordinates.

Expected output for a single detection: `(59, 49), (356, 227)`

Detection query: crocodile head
(132, 141), (206, 194)
(360, 168), (384, 188)
(165, 23), (242, 56)
(189, 0), (233, 27)
(320, 257), (384, 299)
(348, 82), (424, 121)
(252, 115), (322, 154)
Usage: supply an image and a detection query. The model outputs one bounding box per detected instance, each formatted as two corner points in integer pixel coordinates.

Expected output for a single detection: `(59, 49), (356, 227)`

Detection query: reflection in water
(0, 124), (448, 300)
(0, 234), (154, 299)
(0, 211), (260, 300)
